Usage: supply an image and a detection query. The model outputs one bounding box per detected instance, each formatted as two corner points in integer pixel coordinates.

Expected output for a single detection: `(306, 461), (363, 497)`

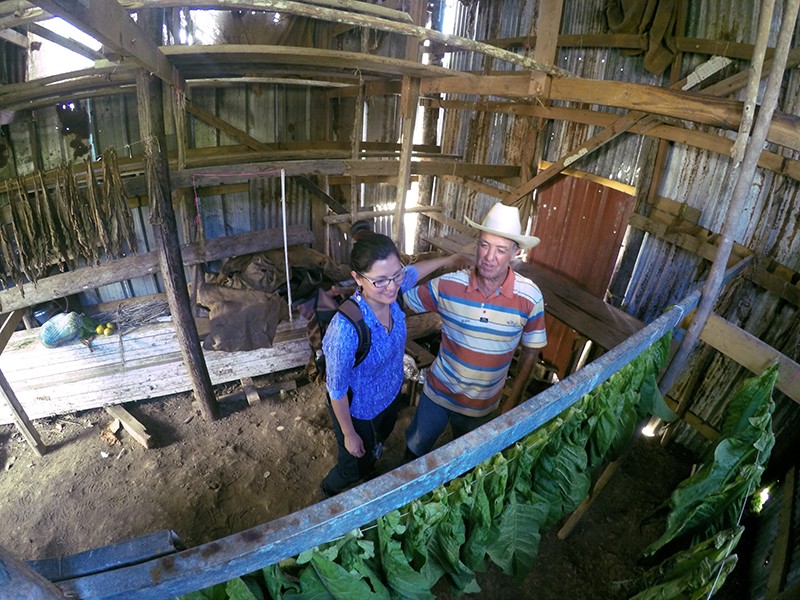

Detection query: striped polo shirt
(404, 266), (546, 417)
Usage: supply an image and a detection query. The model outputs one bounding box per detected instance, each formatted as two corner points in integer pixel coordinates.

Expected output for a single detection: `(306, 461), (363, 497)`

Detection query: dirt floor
(0, 367), (698, 599)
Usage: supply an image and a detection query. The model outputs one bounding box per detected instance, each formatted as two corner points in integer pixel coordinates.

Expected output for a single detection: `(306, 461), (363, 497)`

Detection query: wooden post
(0, 545), (66, 599)
(392, 0), (424, 250)
(135, 12), (218, 422)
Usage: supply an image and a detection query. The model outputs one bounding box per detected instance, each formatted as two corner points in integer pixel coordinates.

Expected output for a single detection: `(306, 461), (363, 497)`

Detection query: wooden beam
(295, 176), (347, 215)
(0, 28), (28, 47)
(186, 100), (273, 152)
(34, 0), (185, 92)
(699, 314), (800, 404)
(509, 109), (644, 201)
(323, 205), (441, 224)
(105, 405), (152, 449)
(24, 22), (104, 60)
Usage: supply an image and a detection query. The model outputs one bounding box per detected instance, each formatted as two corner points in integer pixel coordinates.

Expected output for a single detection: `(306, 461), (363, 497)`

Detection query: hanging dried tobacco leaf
(103, 148), (137, 256)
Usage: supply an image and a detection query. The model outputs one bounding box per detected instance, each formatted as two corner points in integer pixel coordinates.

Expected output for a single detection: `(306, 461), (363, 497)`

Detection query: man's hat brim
(465, 216), (541, 250)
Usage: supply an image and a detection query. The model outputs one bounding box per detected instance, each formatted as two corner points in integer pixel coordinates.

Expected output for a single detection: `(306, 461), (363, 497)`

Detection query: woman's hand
(344, 432), (365, 457)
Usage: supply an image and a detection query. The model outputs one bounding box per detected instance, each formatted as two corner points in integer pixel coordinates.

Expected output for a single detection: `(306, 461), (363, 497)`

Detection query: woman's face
(353, 254), (405, 308)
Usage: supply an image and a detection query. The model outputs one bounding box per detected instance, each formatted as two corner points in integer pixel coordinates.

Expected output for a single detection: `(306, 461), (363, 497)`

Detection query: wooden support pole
(0, 368), (46, 456)
(659, 0), (800, 444)
(392, 75), (421, 251)
(767, 466), (795, 598)
(135, 11), (218, 422)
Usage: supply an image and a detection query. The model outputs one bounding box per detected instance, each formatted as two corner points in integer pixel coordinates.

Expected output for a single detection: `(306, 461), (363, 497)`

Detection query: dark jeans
(405, 389), (492, 456)
(322, 393), (404, 495)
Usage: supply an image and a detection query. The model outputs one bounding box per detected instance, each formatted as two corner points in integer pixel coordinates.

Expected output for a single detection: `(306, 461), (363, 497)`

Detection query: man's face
(475, 232), (517, 282)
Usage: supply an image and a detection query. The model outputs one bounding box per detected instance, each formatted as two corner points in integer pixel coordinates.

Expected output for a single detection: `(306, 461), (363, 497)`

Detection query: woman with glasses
(320, 232), (464, 497)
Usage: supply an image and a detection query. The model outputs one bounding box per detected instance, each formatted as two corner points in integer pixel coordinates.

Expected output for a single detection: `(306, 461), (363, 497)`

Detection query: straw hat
(465, 203), (541, 249)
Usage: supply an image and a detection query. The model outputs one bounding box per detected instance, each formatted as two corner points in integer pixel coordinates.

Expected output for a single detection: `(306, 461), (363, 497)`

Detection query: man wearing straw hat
(403, 202), (547, 459)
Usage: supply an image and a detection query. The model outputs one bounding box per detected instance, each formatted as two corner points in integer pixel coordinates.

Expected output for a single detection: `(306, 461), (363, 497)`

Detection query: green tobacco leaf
(378, 514), (436, 599)
(486, 495), (544, 578)
(402, 497), (447, 585)
(283, 567), (335, 600)
(630, 527), (742, 599)
(531, 419), (590, 528)
(309, 551), (387, 599)
(641, 372), (677, 422)
(643, 367), (777, 556)
(462, 467), (492, 571)
(225, 576), (265, 600)
(720, 364), (779, 439)
(178, 583), (228, 600)
(427, 481), (478, 593)
(262, 563), (300, 599)
(483, 453), (509, 519)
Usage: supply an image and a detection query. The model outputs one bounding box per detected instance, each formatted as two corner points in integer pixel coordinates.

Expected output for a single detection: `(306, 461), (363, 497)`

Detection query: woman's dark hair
(350, 219), (373, 241)
(350, 233), (401, 273)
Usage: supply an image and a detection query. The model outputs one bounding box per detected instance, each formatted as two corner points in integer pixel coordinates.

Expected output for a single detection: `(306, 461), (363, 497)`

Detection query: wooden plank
(699, 314), (800, 404)
(0, 318), (311, 426)
(27, 529), (180, 583)
(240, 377), (261, 406)
(0, 226), (314, 313)
(51, 290), (698, 599)
(105, 405), (152, 449)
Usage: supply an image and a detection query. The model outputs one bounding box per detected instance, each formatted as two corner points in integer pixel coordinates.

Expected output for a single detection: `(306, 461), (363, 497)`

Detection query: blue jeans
(405, 389), (493, 456)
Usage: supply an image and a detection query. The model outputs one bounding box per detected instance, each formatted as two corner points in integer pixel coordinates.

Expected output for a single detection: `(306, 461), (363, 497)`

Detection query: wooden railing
(14, 289), (701, 599)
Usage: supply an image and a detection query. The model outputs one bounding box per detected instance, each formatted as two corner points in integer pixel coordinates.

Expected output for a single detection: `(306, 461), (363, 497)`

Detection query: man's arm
(499, 346), (540, 414)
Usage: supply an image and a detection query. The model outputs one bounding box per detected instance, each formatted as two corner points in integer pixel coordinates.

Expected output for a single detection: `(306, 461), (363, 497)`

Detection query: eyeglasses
(357, 266), (406, 289)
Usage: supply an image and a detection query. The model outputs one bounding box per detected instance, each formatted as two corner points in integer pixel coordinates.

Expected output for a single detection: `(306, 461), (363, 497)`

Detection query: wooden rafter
(23, 22), (104, 60)
(33, 0), (186, 92)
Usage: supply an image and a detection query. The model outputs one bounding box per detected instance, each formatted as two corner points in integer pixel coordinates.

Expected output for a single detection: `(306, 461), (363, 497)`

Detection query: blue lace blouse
(322, 264), (419, 420)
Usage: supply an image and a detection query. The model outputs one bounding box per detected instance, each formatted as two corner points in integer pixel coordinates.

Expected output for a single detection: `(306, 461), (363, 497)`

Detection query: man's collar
(467, 267), (515, 297)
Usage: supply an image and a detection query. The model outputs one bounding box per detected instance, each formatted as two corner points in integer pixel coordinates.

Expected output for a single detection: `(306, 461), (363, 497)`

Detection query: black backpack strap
(336, 297), (371, 368)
